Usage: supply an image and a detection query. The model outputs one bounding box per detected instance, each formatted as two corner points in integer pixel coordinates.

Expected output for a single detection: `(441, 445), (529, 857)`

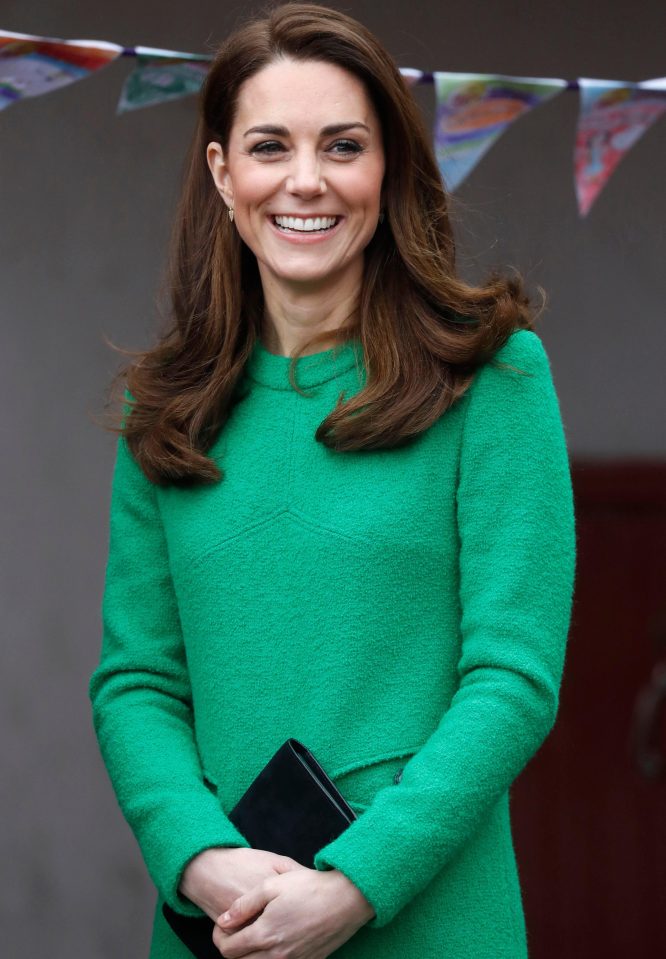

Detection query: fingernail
(220, 911), (231, 923)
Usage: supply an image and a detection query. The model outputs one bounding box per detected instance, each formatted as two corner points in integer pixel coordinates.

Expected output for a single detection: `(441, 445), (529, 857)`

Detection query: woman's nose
(285, 150), (326, 197)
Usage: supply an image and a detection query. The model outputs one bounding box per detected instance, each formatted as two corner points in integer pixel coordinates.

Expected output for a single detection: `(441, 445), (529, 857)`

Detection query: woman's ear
(206, 142), (234, 209)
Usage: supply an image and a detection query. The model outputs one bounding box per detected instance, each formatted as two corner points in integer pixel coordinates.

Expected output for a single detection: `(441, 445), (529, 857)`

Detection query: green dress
(89, 328), (576, 958)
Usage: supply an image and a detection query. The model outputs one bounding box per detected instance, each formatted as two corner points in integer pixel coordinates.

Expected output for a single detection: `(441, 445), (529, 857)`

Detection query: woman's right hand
(179, 846), (305, 922)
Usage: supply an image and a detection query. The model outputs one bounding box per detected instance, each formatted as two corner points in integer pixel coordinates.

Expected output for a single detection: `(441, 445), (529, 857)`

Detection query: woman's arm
(89, 408), (251, 917)
(312, 329), (577, 927)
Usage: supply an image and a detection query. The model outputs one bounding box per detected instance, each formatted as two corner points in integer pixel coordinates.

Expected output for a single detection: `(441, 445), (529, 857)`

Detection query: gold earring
(228, 207), (234, 223)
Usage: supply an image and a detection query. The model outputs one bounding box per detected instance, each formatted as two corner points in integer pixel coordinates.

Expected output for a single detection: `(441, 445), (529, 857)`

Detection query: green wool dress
(89, 328), (576, 958)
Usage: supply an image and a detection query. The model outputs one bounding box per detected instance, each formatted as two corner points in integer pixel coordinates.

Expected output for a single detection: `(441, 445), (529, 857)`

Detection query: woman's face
(207, 57), (385, 295)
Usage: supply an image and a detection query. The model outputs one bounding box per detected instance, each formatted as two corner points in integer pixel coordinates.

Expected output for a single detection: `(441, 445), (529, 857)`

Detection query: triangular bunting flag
(0, 30), (121, 111)
(116, 46), (212, 113)
(433, 72), (567, 191)
(575, 77), (666, 216)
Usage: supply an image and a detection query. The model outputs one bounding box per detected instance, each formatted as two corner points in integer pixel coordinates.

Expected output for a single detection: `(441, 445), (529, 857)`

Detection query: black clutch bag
(163, 738), (358, 959)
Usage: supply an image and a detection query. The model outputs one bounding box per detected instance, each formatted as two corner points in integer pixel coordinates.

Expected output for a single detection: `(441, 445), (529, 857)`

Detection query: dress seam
(287, 393), (297, 505)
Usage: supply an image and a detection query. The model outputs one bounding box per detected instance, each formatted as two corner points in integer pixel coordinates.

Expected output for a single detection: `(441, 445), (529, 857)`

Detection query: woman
(89, 4), (576, 958)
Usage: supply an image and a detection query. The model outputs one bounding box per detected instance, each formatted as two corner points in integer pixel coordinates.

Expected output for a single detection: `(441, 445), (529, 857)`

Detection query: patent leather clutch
(163, 738), (357, 959)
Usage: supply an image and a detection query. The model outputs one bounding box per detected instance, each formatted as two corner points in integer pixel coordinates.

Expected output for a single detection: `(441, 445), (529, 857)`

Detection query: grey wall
(2, 1), (665, 956)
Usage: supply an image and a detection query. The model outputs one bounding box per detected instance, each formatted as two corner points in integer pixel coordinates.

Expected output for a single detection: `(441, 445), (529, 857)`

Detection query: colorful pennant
(0, 29), (121, 111)
(117, 46), (212, 113)
(574, 78), (666, 216)
(433, 72), (567, 191)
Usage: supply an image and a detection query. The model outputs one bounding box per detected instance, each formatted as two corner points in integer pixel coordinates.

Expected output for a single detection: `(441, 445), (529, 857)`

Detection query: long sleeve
(88, 414), (251, 917)
(313, 329), (576, 927)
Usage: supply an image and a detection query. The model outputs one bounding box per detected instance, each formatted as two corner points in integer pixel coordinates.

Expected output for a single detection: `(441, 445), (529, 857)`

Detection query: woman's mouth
(271, 215), (341, 235)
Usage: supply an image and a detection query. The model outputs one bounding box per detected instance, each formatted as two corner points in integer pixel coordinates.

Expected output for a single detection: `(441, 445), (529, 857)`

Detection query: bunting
(1, 29), (665, 217)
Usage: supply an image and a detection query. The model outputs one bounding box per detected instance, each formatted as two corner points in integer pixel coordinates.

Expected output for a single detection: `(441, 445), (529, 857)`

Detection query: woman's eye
(329, 139), (363, 155)
(250, 141), (285, 155)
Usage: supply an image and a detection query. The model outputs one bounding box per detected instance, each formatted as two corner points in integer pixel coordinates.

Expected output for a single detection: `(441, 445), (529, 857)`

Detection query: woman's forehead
(232, 59), (377, 131)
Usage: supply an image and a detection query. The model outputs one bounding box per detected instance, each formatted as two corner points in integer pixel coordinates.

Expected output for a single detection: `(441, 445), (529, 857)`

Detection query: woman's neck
(258, 266), (361, 357)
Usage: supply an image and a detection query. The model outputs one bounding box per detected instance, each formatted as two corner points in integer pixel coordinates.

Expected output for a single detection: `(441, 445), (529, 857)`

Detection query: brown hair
(104, 1), (541, 486)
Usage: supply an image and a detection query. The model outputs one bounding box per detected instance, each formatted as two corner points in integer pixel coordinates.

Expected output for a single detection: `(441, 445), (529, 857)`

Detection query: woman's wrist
(327, 868), (376, 924)
(179, 847), (234, 907)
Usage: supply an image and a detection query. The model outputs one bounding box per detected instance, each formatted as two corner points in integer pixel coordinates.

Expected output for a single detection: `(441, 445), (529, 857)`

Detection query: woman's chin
(259, 260), (353, 290)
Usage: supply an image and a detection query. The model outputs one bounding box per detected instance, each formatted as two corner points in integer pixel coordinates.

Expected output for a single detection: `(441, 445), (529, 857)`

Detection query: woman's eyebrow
(243, 122), (371, 137)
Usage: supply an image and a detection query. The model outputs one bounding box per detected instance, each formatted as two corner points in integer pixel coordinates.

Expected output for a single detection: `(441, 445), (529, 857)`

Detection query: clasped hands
(179, 846), (376, 958)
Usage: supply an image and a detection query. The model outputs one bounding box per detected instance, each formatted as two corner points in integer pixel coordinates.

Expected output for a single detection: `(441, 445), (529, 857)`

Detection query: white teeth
(273, 215), (338, 232)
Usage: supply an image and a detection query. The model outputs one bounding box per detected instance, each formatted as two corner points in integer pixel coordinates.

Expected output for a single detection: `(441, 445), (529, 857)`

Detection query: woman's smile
(268, 213), (345, 242)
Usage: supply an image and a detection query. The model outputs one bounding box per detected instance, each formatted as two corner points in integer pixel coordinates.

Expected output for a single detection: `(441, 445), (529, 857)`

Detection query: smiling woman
(89, 4), (576, 959)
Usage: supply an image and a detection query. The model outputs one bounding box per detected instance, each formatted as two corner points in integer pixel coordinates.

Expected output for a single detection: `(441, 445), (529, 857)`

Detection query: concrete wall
(1, 1), (664, 955)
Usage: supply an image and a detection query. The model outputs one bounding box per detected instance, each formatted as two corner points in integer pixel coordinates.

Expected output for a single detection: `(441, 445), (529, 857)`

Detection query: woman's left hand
(212, 865), (376, 958)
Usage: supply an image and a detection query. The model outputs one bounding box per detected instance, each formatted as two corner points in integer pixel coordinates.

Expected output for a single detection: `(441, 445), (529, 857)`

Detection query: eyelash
(249, 139), (363, 157)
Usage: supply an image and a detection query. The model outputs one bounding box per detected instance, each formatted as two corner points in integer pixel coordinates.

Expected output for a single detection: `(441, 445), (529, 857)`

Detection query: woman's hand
(212, 866), (376, 958)
(179, 847), (305, 921)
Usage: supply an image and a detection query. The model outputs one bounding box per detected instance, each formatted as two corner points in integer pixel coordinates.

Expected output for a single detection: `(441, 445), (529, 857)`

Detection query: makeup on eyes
(249, 139), (364, 157)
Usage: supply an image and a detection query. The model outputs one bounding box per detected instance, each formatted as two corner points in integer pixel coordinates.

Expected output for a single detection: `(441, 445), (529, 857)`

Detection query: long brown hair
(105, 1), (541, 486)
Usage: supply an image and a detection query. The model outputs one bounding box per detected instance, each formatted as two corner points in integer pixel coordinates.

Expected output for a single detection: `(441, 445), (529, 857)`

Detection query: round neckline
(244, 337), (364, 391)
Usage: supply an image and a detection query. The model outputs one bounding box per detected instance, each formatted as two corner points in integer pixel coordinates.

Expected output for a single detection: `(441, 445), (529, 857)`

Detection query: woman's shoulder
(491, 327), (549, 369)
(458, 327), (558, 421)
(470, 328), (552, 394)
